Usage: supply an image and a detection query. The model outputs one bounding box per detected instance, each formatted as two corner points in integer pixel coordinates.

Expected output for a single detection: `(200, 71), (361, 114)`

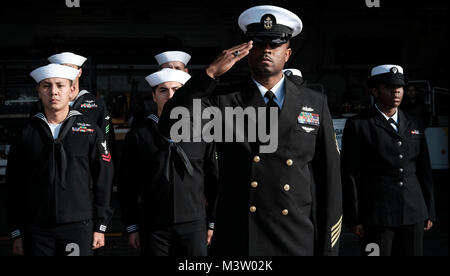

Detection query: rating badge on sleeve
(101, 141), (111, 162)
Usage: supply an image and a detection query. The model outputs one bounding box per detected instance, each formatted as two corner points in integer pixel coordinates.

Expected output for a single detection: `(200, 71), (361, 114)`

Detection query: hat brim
(368, 74), (406, 88)
(379, 76), (406, 87)
(245, 34), (290, 45)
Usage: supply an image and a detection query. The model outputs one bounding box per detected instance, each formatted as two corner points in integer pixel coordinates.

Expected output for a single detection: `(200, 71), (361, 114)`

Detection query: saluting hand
(206, 41), (253, 79)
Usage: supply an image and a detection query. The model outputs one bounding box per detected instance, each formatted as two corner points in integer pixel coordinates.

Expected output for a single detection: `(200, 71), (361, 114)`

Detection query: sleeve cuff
(95, 223), (108, 233)
(207, 222), (214, 230)
(190, 72), (219, 98)
(125, 224), (139, 234)
(11, 230), (22, 239)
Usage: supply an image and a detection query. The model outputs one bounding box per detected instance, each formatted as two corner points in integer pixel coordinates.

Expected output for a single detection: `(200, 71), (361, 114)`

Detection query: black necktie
(388, 118), (399, 131)
(264, 90), (279, 134)
(264, 90), (279, 111)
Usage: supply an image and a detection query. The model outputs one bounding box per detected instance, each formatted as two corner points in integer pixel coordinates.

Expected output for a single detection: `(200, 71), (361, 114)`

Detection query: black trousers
(360, 222), (424, 256)
(140, 220), (207, 256)
(23, 220), (93, 256)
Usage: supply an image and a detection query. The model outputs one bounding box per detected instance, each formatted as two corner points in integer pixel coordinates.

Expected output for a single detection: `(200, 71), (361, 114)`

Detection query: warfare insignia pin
(302, 106), (314, 112)
(301, 126), (315, 133)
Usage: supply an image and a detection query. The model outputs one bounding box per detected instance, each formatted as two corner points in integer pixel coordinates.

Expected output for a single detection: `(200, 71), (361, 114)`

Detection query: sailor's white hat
(145, 68), (191, 87)
(30, 64), (80, 83)
(48, 52), (87, 67)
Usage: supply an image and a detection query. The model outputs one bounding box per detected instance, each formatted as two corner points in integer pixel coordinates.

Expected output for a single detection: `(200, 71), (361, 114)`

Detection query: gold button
(249, 206), (256, 213)
(286, 159), (293, 166)
(253, 156), (260, 163)
(283, 184), (290, 191)
(282, 209), (289, 216)
(251, 181), (258, 188)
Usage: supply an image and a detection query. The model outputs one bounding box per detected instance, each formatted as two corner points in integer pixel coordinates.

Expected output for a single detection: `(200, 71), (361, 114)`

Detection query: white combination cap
(368, 64), (405, 87)
(30, 64), (80, 83)
(154, 51), (191, 66)
(283, 68), (302, 77)
(48, 52), (87, 67)
(238, 5), (303, 43)
(145, 68), (191, 87)
(371, 64), (404, 76)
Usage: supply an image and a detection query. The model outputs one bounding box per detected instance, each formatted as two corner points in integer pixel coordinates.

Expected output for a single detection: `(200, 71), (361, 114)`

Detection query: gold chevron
(331, 215), (343, 232)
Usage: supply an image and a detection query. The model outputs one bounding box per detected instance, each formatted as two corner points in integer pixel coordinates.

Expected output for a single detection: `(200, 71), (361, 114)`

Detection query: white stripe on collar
(34, 110), (83, 124)
(147, 114), (159, 124)
(73, 89), (90, 102)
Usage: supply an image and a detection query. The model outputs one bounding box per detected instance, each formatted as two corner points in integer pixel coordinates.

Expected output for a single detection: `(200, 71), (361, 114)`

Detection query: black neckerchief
(147, 114), (194, 182)
(34, 110), (83, 190)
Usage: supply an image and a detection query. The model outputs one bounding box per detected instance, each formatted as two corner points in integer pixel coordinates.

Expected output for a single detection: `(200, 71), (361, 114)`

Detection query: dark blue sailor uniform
(118, 114), (218, 256)
(341, 106), (435, 255)
(6, 110), (114, 256)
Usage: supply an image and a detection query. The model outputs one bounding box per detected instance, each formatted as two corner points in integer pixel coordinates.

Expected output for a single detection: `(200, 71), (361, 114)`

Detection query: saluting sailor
(6, 64), (114, 256)
(341, 64), (435, 256)
(158, 5), (342, 256)
(118, 68), (218, 256)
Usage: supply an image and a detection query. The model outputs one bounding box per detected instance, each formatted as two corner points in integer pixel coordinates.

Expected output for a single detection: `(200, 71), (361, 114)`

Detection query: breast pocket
(291, 124), (318, 161)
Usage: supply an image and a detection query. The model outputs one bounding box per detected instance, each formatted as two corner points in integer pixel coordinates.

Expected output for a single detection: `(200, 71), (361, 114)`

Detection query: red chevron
(102, 153), (111, 162)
